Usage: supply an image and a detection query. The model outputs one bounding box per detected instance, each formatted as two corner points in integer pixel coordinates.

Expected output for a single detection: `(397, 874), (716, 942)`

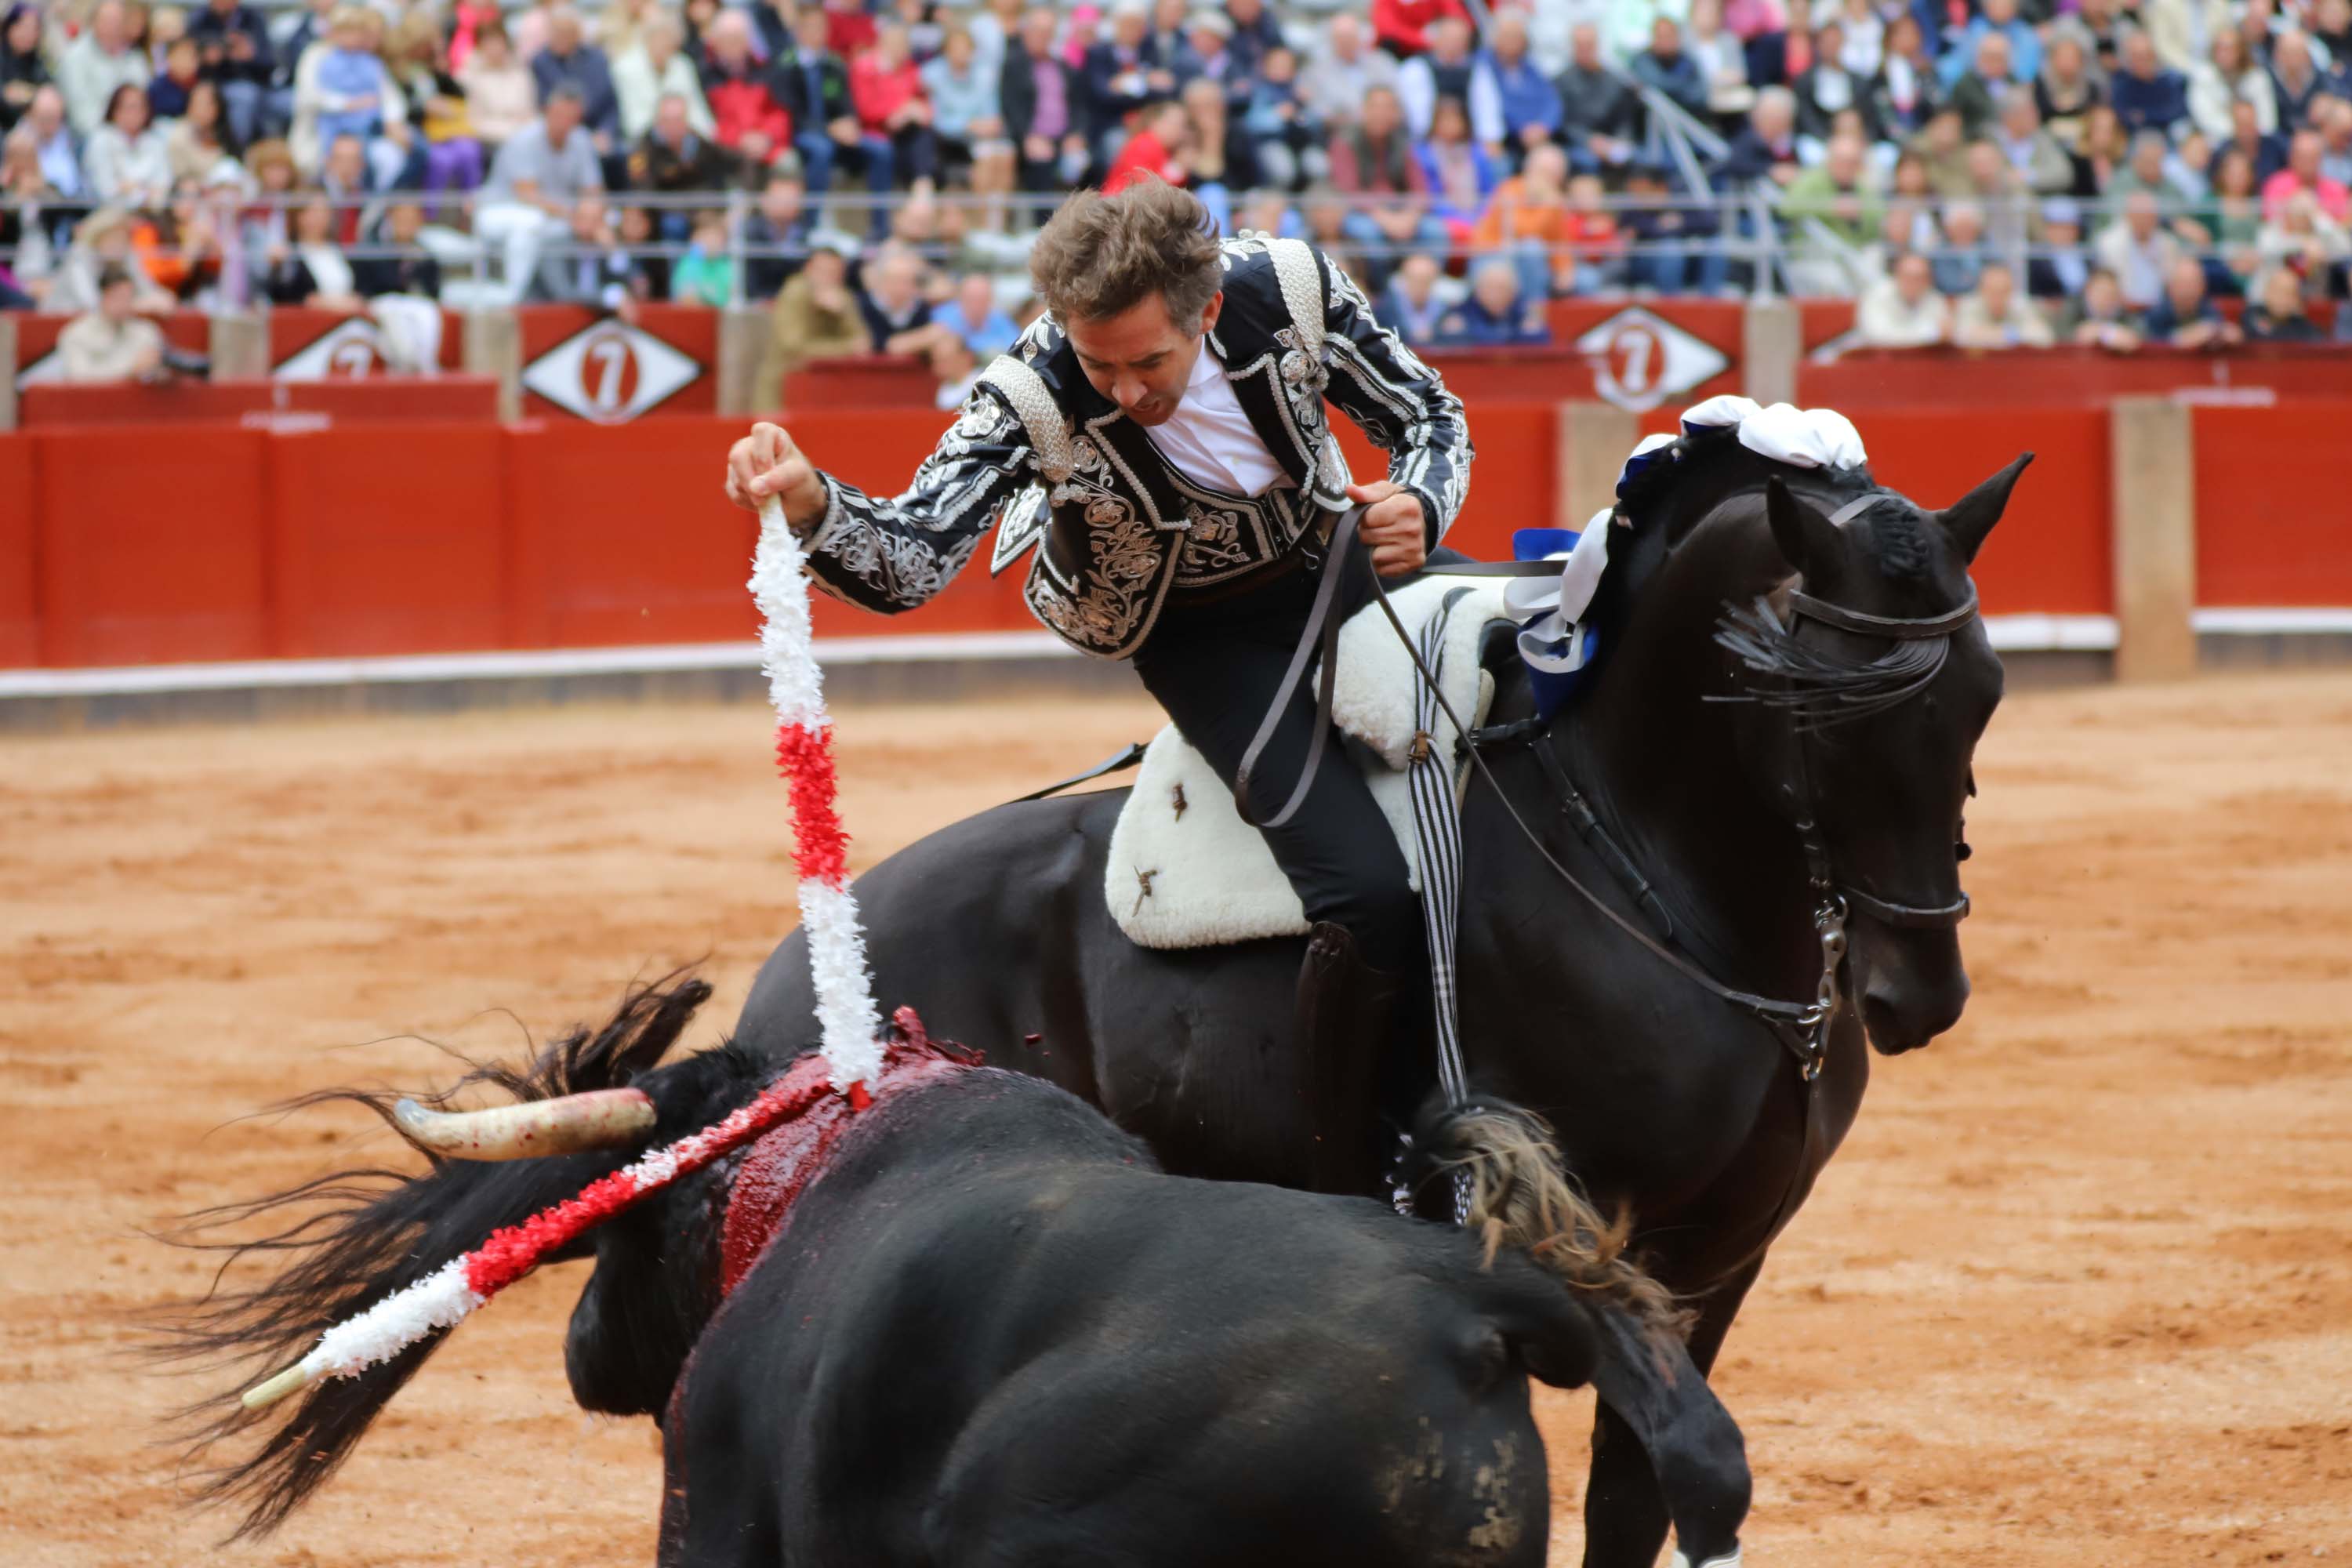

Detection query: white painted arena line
(8, 612), (2347, 701)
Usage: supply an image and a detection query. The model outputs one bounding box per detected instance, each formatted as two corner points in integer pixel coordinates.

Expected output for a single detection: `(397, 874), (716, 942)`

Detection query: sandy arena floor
(3, 670), (2349, 1566)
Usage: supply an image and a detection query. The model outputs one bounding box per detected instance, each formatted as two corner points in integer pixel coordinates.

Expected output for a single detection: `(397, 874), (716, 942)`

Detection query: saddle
(1105, 574), (1511, 950)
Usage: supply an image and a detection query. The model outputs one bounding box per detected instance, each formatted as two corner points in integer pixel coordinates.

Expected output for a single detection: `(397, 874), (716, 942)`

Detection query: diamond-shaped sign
(274, 317), (389, 379)
(521, 320), (700, 423)
(1573, 306), (1732, 412)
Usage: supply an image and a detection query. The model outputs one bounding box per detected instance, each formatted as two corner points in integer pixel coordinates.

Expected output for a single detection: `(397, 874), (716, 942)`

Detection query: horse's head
(1737, 456), (2031, 1053)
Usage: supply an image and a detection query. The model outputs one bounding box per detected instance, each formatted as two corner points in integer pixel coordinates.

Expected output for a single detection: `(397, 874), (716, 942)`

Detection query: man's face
(1429, 16), (1467, 61)
(795, 11), (828, 51)
(2002, 96), (2034, 138)
(1472, 264), (1516, 314)
(1494, 16), (1527, 61)
(388, 203), (423, 241)
(2263, 265), (2302, 317)
(957, 274), (993, 322)
(1572, 24), (1601, 69)
(1526, 145), (1567, 191)
(572, 197), (606, 239)
(1828, 137), (1863, 183)
(1651, 18), (1679, 56)
(1896, 256), (1931, 302)
(328, 136), (364, 185)
(1021, 8), (1055, 53)
(1980, 266), (2013, 313)
(100, 279), (136, 322)
(1363, 89), (1399, 137)
(655, 96), (688, 144)
(761, 177), (804, 222)
(29, 86), (62, 134)
(2291, 132), (2321, 180)
(2126, 194), (2158, 238)
(2086, 274), (2119, 314)
(546, 95), (583, 142)
(1328, 15), (1359, 60)
(93, 2), (125, 49)
(2132, 136), (2165, 180)
(1976, 34), (2009, 79)
(1065, 290), (1221, 426)
(807, 249), (846, 289)
(2125, 34), (2156, 78)
(2168, 260), (2204, 310)
(1397, 255), (1437, 303)
(2233, 100), (2259, 140)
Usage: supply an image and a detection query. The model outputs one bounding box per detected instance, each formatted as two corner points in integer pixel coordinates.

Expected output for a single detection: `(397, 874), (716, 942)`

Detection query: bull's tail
(151, 971), (711, 1539)
(1410, 1096), (1688, 1341)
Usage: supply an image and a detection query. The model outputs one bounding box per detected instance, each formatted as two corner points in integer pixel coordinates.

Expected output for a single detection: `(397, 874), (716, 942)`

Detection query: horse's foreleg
(1580, 1258), (1762, 1568)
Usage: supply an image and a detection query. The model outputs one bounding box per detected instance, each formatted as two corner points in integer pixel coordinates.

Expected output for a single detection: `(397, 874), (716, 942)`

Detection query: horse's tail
(148, 971), (712, 1540)
(1410, 1097), (1689, 1342)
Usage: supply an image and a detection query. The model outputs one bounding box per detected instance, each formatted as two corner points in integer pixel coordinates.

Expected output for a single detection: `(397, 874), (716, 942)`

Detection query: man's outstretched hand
(1346, 480), (1429, 577)
(725, 422), (828, 529)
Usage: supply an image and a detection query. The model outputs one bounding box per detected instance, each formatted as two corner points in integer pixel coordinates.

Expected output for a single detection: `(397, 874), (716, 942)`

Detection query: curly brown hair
(1027, 176), (1225, 328)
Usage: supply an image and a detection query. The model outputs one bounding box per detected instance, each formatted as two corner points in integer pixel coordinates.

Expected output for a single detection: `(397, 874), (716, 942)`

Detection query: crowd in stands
(2, 0), (2347, 388)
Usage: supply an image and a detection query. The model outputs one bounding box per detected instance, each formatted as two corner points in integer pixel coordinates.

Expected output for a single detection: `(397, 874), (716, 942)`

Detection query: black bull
(169, 981), (1748, 1566)
(724, 434), (2027, 1566)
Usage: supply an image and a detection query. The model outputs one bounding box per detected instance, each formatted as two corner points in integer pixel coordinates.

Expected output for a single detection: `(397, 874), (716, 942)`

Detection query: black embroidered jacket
(799, 234), (1474, 658)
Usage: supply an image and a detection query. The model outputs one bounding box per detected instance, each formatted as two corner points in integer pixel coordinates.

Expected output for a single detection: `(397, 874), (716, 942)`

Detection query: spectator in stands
(1951, 259), (2054, 346)
(925, 330), (979, 408)
(614, 14), (713, 145)
(633, 90), (726, 234)
(1083, 2), (1167, 136)
(1174, 11), (1243, 101)
(151, 35), (203, 122)
(320, 132), (384, 245)
(238, 138), (297, 256)
(1221, 0), (1281, 84)
(1302, 14), (1398, 136)
(263, 193), (361, 307)
(1378, 249), (1447, 343)
(1686, 0), (1757, 123)
(2141, 253), (2242, 345)
(2095, 189), (2184, 306)
(1483, 13), (1562, 153)
(1434, 256), (1549, 345)
(2256, 187), (2350, 283)
(1374, 0), (1471, 61)
(2189, 29), (2274, 144)
(86, 84), (174, 209)
(1856, 249), (1949, 345)
(1555, 24), (1638, 172)
(2244, 262), (2325, 338)
(1331, 84), (1445, 286)
(356, 198), (444, 371)
(457, 21), (537, 152)
(2033, 29), (2103, 152)
(1000, 6), (1087, 205)
(1995, 87), (2074, 195)
(59, 264), (166, 379)
(2204, 147), (2267, 284)
(1632, 17), (1711, 126)
(931, 268), (1017, 354)
(2112, 30), (2190, 140)
(740, 165), (811, 296)
(926, 23), (1015, 205)
(2268, 31), (2334, 131)
(163, 79), (236, 187)
(45, 205), (169, 312)
(387, 15), (485, 199)
(532, 7), (621, 154)
(1559, 171), (1624, 291)
(2073, 0), (2125, 74)
(2319, 0), (2352, 65)
(60, 1), (151, 137)
(1781, 129), (1882, 249)
(1104, 96), (1189, 187)
(853, 22), (939, 198)
(1398, 16), (1501, 147)
(858, 239), (938, 354)
(1948, 31), (2021, 138)
(1417, 96), (1497, 248)
(1177, 74), (1245, 228)
(667, 209), (737, 305)
(1793, 20), (1878, 147)
(292, 7), (409, 187)
(1474, 140), (1572, 299)
(188, 0), (274, 146)
(1721, 85), (1801, 191)
(2029, 197), (2092, 298)
(774, 6), (867, 202)
(2, 5), (49, 136)
(476, 85), (604, 303)
(1621, 158), (1729, 292)
(1941, 0), (2040, 89)
(2318, 98), (2352, 186)
(20, 86), (85, 202)
(2219, 97), (2287, 187)
(2263, 129), (2350, 220)
(546, 193), (654, 311)
(1932, 200), (1990, 293)
(697, 12), (788, 167)
(2068, 265), (2143, 347)
(1241, 46), (1323, 191)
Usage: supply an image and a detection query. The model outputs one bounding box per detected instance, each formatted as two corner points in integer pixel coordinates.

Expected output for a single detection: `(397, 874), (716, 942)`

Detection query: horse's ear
(1938, 452), (2034, 564)
(1764, 475), (1840, 581)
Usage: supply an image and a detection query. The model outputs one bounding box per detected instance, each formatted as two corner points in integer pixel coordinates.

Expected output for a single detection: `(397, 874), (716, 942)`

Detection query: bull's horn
(392, 1087), (657, 1160)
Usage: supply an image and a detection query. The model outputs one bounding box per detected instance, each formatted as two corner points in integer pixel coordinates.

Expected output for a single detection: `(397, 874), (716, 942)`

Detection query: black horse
(728, 425), (2031, 1566)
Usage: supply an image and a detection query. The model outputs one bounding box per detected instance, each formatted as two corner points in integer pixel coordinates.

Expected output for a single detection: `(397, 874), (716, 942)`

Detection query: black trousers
(1131, 557), (1422, 974)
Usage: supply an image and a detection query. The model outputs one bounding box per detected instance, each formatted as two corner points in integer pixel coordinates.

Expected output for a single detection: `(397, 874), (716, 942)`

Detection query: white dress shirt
(1142, 341), (1293, 498)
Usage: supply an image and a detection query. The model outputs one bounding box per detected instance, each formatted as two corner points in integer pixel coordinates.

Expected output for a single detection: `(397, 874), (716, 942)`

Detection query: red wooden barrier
(2191, 401), (2352, 608)
(1801, 344), (2352, 408)
(34, 426), (273, 665)
(780, 355), (936, 413)
(1860, 406), (2113, 615)
(20, 376), (499, 427)
(0, 436), (33, 666)
(268, 423), (508, 655)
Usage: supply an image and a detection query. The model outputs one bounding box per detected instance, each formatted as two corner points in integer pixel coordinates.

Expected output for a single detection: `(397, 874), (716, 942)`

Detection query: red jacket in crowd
(849, 52), (926, 133)
(1370, 0), (1469, 56)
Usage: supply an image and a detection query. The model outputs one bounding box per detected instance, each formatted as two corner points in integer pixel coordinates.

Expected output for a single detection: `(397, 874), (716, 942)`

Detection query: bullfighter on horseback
(723, 177), (1472, 1091)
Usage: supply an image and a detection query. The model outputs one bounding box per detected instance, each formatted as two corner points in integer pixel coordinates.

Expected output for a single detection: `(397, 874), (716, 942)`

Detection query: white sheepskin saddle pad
(1107, 574), (1508, 949)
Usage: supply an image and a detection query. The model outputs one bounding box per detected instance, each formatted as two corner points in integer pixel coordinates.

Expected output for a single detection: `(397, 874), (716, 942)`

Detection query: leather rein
(1235, 501), (1982, 1082)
